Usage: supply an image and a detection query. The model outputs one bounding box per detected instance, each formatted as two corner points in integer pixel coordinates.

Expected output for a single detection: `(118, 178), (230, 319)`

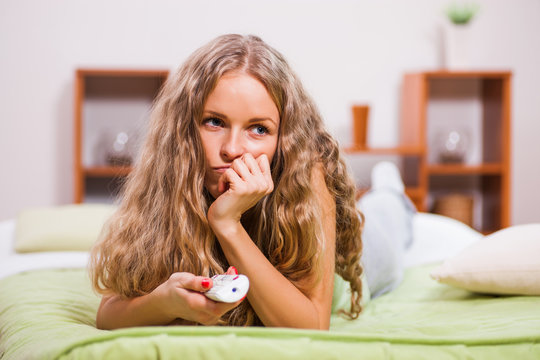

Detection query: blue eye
(252, 125), (268, 135)
(203, 117), (223, 128)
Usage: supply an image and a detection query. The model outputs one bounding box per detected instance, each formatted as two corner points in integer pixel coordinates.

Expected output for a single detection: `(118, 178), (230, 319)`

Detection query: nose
(220, 130), (245, 161)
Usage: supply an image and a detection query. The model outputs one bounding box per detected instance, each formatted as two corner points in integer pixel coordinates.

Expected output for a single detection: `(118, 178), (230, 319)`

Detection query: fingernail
(201, 279), (211, 289)
(230, 266), (238, 275)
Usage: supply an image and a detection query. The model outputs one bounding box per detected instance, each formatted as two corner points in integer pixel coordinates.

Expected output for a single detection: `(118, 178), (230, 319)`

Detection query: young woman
(90, 34), (363, 330)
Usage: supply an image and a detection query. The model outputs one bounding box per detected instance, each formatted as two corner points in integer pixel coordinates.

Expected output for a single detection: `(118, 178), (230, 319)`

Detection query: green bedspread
(1, 264), (540, 359)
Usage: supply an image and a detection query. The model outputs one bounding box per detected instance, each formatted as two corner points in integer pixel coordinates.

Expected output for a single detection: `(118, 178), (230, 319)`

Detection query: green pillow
(15, 204), (116, 253)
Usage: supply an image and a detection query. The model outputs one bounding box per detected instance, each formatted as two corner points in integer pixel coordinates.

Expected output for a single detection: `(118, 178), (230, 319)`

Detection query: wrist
(210, 218), (244, 240)
(149, 282), (175, 321)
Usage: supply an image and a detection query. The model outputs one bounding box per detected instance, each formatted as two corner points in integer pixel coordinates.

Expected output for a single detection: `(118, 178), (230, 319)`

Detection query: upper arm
(306, 163), (336, 328)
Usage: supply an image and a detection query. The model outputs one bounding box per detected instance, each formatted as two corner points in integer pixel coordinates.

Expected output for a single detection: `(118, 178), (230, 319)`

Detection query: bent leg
(358, 162), (416, 298)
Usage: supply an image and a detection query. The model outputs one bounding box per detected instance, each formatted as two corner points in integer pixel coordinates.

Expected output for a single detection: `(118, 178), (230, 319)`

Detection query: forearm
(214, 222), (331, 329)
(96, 289), (172, 330)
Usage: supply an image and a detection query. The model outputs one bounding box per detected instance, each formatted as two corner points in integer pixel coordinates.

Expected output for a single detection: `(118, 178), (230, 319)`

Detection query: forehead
(204, 72), (279, 122)
(208, 72), (267, 101)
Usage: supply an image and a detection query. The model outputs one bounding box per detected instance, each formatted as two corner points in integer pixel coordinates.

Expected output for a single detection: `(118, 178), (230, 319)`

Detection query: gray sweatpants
(358, 189), (416, 298)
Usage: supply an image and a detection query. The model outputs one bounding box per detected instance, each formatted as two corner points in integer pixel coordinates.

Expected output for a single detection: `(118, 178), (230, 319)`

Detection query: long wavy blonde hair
(90, 34), (363, 326)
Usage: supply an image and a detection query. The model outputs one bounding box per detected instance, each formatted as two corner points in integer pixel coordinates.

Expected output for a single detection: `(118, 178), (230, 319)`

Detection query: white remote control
(204, 274), (250, 303)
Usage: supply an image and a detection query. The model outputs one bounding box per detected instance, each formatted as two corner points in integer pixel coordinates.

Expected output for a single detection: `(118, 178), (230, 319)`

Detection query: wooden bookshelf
(74, 69), (169, 203)
(348, 71), (511, 233)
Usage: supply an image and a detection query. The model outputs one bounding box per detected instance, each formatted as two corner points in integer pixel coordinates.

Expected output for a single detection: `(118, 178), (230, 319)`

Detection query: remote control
(204, 274), (250, 303)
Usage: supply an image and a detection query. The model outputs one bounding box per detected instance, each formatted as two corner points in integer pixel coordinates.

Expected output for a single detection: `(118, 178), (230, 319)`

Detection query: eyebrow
(204, 110), (278, 126)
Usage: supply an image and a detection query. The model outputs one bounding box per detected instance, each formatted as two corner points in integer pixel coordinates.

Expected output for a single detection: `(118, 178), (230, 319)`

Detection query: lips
(212, 166), (231, 173)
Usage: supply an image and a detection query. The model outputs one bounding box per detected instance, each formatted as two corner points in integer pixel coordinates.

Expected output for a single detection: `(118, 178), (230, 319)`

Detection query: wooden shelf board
(77, 68), (169, 77)
(344, 145), (424, 155)
(427, 163), (503, 175)
(404, 187), (425, 199)
(419, 70), (512, 79)
(84, 166), (132, 177)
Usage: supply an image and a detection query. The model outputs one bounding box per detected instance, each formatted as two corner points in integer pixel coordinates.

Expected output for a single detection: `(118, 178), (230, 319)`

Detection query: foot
(371, 161), (405, 193)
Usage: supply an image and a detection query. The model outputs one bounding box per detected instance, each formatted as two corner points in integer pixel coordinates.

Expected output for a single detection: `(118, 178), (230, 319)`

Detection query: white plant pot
(445, 24), (470, 69)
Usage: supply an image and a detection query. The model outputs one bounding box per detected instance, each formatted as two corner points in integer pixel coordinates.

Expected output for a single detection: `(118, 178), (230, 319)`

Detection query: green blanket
(1, 264), (540, 359)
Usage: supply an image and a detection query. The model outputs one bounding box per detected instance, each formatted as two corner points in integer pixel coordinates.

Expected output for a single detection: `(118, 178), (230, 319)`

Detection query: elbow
(316, 317), (330, 331)
(298, 319), (329, 331)
(95, 311), (111, 330)
(95, 296), (117, 330)
(95, 317), (106, 330)
(308, 305), (331, 330)
(312, 302), (331, 330)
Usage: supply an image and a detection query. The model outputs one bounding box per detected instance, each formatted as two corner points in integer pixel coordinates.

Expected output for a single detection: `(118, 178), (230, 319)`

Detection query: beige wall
(0, 0), (539, 224)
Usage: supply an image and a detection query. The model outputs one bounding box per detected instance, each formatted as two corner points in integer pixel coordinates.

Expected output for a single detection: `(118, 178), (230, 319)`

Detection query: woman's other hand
(207, 153), (273, 227)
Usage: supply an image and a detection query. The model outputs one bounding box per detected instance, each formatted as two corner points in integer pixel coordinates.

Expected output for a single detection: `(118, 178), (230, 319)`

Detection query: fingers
(226, 266), (238, 275)
(256, 154), (271, 175)
(167, 271), (246, 325)
(218, 155), (272, 196)
(218, 153), (258, 194)
(241, 153), (263, 177)
(218, 168), (241, 194)
(231, 153), (261, 181)
(182, 290), (243, 325)
(230, 154), (273, 193)
(199, 299), (244, 325)
(169, 272), (213, 293)
(256, 154), (274, 193)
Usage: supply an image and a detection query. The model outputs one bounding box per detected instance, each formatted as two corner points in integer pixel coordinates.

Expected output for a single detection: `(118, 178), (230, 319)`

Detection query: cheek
(199, 132), (215, 161)
(246, 138), (278, 161)
(267, 140), (278, 162)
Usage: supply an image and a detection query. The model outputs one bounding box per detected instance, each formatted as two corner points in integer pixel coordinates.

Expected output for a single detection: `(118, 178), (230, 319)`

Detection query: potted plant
(444, 1), (480, 69)
(445, 2), (479, 25)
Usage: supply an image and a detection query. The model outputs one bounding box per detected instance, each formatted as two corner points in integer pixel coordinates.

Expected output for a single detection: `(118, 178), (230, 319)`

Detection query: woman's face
(199, 72), (280, 198)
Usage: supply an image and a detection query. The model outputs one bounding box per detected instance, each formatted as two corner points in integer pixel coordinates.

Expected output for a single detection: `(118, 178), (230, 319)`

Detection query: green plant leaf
(445, 1), (480, 25)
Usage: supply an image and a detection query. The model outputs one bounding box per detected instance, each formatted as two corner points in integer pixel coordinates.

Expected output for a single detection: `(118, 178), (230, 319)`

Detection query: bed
(1, 206), (540, 359)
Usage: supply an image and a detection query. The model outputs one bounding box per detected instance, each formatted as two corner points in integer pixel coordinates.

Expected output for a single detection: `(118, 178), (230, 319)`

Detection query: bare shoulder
(310, 163), (329, 188)
(311, 163), (334, 210)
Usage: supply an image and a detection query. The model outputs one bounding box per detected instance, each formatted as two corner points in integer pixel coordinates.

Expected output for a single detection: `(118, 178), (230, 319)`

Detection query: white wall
(1, 0), (539, 224)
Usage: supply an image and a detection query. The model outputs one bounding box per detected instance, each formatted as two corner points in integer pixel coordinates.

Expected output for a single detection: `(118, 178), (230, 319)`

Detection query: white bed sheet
(0, 219), (89, 280)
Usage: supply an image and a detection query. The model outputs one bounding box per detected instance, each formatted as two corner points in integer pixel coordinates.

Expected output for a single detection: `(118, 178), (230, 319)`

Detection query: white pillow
(15, 204), (116, 253)
(430, 223), (540, 295)
(405, 212), (482, 268)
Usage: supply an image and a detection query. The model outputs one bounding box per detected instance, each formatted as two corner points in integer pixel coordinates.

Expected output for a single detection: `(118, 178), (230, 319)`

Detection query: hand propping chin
(210, 154), (273, 223)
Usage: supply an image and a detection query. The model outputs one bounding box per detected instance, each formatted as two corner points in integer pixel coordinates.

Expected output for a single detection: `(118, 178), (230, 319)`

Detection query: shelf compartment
(428, 174), (503, 233)
(84, 176), (126, 204)
(424, 73), (510, 166)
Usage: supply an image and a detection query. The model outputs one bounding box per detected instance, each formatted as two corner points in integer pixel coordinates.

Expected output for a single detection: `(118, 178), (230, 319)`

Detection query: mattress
(1, 264), (540, 360)
(2, 213), (538, 359)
